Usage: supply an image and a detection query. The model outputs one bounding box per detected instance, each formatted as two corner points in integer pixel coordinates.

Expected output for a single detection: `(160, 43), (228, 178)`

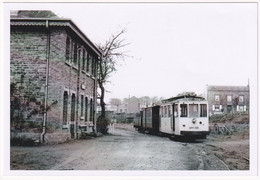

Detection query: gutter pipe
(41, 20), (50, 143)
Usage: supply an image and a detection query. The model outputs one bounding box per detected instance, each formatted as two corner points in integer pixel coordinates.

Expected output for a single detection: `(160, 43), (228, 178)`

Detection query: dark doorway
(227, 105), (232, 114)
(71, 93), (76, 138)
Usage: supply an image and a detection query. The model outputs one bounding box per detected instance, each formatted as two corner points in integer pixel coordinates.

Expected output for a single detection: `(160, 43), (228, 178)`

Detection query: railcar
(133, 110), (143, 131)
(142, 106), (160, 134)
(159, 95), (209, 139)
(134, 106), (160, 134)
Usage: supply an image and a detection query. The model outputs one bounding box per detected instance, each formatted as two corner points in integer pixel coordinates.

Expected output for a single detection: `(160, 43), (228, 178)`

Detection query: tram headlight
(192, 118), (196, 124)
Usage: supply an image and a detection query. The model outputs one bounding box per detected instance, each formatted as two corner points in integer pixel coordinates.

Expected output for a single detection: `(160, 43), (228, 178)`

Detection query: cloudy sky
(5, 2), (257, 102)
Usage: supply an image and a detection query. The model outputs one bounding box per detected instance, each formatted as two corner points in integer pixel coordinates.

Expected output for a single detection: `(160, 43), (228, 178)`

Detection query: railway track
(191, 141), (249, 170)
(191, 143), (230, 170)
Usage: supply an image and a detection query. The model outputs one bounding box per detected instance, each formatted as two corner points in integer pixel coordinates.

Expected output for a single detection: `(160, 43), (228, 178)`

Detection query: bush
(209, 114), (227, 123)
(11, 135), (38, 146)
(96, 116), (110, 134)
(209, 113), (249, 124)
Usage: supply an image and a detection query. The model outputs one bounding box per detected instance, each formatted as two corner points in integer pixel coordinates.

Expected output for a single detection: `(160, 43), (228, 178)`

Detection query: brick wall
(11, 25), (98, 143)
(207, 87), (249, 115)
(10, 27), (48, 133)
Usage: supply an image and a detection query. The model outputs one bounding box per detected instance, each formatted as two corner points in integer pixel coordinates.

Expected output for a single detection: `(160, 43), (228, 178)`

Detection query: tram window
(189, 104), (198, 118)
(174, 104), (178, 117)
(147, 108), (152, 117)
(168, 105), (171, 117)
(200, 104), (207, 117)
(164, 106), (167, 117)
(180, 104), (187, 117)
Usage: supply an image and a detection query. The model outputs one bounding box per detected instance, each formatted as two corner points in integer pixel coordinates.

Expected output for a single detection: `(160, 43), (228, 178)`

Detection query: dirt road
(11, 124), (247, 170)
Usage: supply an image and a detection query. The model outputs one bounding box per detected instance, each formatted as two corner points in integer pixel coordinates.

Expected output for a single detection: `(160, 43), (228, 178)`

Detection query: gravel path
(11, 124), (247, 170)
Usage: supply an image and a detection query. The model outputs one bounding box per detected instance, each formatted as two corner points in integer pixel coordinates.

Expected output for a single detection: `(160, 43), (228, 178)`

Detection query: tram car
(134, 106), (160, 134)
(134, 93), (210, 139)
(159, 94), (209, 139)
(133, 111), (142, 130)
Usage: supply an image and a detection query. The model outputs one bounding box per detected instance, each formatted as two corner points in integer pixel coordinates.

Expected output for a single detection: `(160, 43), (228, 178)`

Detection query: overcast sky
(5, 2), (257, 102)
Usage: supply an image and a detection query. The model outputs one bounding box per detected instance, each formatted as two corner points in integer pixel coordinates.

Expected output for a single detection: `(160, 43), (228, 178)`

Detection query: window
(90, 99), (93, 123)
(237, 105), (245, 112)
(174, 104), (178, 118)
(215, 95), (220, 101)
(93, 59), (96, 77)
(180, 104), (187, 117)
(63, 91), (68, 125)
(189, 104), (198, 118)
(164, 106), (167, 117)
(87, 53), (90, 72)
(82, 49), (86, 71)
(239, 96), (244, 102)
(89, 56), (92, 74)
(227, 95), (232, 102)
(81, 95), (84, 117)
(65, 37), (71, 62)
(92, 58), (95, 76)
(168, 105), (171, 117)
(146, 108), (152, 117)
(85, 97), (88, 122)
(78, 49), (81, 67)
(73, 43), (77, 66)
(200, 104), (207, 117)
(213, 104), (222, 111)
(71, 93), (76, 121)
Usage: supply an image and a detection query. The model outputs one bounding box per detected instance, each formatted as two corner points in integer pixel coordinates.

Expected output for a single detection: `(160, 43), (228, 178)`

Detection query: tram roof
(162, 95), (206, 103)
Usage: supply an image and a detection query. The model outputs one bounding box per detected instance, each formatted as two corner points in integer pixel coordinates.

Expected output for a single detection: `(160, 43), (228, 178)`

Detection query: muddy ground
(10, 123), (249, 170)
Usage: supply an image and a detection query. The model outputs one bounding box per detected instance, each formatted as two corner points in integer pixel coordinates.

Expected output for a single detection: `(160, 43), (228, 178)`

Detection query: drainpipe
(41, 20), (50, 143)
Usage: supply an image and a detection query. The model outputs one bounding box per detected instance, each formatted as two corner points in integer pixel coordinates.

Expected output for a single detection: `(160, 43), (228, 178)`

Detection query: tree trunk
(98, 80), (106, 118)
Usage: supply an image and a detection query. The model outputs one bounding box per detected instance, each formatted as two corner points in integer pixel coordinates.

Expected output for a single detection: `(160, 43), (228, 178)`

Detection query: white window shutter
(220, 105), (222, 110)
(212, 105), (215, 111)
(236, 105), (239, 111)
(244, 106), (246, 111)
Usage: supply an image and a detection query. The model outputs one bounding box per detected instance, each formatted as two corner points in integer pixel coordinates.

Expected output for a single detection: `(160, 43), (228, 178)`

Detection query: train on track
(134, 93), (210, 139)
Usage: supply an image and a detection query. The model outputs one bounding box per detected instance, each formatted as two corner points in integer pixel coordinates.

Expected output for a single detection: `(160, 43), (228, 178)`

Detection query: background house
(10, 10), (102, 143)
(207, 85), (249, 116)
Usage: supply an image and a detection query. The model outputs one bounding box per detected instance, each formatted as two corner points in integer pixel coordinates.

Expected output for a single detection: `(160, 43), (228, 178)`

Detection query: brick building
(126, 96), (140, 114)
(207, 85), (249, 116)
(10, 11), (102, 143)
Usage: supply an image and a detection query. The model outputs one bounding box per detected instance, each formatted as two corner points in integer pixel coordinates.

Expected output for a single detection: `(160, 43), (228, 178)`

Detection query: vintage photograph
(2, 1), (258, 176)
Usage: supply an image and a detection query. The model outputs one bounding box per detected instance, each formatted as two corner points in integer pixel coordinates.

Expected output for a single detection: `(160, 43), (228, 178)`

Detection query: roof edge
(10, 18), (103, 56)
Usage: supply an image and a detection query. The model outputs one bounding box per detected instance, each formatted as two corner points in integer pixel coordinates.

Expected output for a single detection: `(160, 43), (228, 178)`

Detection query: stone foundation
(11, 132), (71, 145)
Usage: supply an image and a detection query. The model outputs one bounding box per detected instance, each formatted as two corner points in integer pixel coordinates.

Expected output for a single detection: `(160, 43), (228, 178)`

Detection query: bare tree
(109, 98), (122, 113)
(96, 29), (129, 133)
(140, 96), (151, 107)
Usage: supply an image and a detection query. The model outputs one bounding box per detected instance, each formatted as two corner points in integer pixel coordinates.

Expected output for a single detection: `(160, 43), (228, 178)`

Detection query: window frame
(239, 95), (244, 102)
(188, 104), (199, 118)
(200, 104), (207, 117)
(227, 95), (232, 102)
(73, 43), (78, 67)
(82, 49), (86, 71)
(215, 95), (220, 102)
(62, 91), (69, 126)
(180, 104), (188, 117)
(65, 37), (71, 63)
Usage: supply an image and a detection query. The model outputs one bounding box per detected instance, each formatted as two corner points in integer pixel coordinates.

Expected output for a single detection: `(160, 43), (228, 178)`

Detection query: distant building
(126, 96), (140, 114)
(97, 104), (118, 114)
(207, 85), (249, 116)
(10, 11), (102, 143)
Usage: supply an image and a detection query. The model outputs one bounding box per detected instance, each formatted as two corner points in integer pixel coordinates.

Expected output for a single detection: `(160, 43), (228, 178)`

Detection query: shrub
(11, 135), (38, 146)
(96, 116), (110, 134)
